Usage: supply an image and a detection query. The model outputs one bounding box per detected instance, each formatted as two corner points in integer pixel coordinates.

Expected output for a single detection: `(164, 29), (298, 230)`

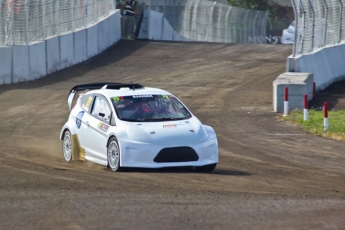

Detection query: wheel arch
(60, 121), (84, 161)
(106, 135), (117, 147)
(60, 120), (78, 140)
(203, 125), (217, 140)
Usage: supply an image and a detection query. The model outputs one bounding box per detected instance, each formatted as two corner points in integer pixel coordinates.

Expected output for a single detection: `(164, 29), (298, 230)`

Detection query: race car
(281, 20), (296, 45)
(60, 82), (218, 172)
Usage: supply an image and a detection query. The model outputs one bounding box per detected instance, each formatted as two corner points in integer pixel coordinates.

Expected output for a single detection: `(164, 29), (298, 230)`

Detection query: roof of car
(85, 86), (172, 98)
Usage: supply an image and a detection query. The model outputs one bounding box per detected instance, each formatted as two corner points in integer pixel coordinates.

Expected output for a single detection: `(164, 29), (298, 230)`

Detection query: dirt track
(1, 40), (345, 230)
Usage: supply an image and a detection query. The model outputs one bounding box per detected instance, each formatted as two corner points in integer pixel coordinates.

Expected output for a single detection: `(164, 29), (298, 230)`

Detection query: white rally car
(60, 83), (218, 172)
(281, 20), (296, 45)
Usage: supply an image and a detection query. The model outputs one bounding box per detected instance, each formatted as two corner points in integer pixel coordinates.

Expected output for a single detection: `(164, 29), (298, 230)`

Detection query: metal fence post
(72, 0), (75, 31)
(216, 3), (222, 42)
(95, 0), (98, 21)
(172, 0), (175, 41)
(339, 0), (343, 43)
(5, 0), (14, 45)
(322, 0), (328, 46)
(307, 0), (315, 52)
(58, 0), (60, 35)
(261, 11), (268, 43)
(25, 0), (30, 44)
(253, 11), (258, 43)
(43, 0), (46, 39)
(191, 0), (199, 40)
(206, 1), (215, 42)
(85, 1), (88, 28)
(225, 6), (231, 42)
(161, 0), (165, 40)
(243, 10), (249, 43)
(299, 0), (306, 54)
(291, 0), (298, 57)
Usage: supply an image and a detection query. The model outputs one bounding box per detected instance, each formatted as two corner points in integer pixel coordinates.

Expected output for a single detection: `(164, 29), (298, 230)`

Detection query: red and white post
(324, 102), (328, 132)
(303, 94), (308, 121)
(283, 86), (288, 116)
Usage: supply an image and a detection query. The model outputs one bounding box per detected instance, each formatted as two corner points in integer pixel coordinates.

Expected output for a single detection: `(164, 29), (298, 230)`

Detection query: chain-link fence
(0, 0), (116, 46)
(146, 0), (268, 43)
(292, 0), (345, 56)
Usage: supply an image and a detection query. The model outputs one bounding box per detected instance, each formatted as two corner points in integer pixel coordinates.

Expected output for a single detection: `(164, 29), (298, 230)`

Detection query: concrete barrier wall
(276, 43), (345, 113)
(29, 42), (47, 80)
(110, 11), (121, 45)
(46, 37), (61, 74)
(0, 47), (12, 84)
(74, 30), (88, 64)
(12, 46), (29, 83)
(60, 33), (74, 69)
(98, 17), (111, 53)
(143, 10), (193, 42)
(273, 72), (314, 112)
(287, 43), (345, 91)
(4, 9), (193, 85)
(87, 25), (99, 58)
(0, 10), (121, 85)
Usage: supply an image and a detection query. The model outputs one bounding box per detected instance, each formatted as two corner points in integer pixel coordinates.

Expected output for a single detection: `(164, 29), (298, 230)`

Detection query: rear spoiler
(67, 82), (144, 110)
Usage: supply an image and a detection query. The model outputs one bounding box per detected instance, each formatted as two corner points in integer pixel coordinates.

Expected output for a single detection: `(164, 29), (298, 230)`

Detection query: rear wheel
(62, 130), (72, 162)
(195, 163), (217, 172)
(107, 137), (121, 172)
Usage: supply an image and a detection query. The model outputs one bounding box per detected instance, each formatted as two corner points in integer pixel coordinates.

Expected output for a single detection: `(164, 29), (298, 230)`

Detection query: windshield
(111, 94), (192, 122)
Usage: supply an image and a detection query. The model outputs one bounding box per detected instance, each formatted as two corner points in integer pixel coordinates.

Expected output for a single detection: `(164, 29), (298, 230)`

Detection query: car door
(76, 93), (95, 149)
(82, 95), (112, 162)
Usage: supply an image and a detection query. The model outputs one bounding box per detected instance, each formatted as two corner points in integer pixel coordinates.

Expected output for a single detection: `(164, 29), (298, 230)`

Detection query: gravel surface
(1, 40), (345, 230)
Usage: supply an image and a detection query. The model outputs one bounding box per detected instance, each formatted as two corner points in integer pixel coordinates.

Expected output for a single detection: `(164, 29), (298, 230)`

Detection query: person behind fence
(123, 0), (136, 39)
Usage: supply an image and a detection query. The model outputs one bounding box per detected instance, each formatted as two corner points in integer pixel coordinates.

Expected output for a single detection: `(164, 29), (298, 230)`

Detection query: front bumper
(119, 138), (218, 168)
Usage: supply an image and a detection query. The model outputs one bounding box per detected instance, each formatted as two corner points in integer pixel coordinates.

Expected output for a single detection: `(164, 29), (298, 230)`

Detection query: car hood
(122, 117), (208, 145)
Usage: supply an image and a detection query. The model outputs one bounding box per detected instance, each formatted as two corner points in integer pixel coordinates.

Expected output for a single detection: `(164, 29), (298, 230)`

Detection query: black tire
(62, 130), (73, 162)
(195, 163), (217, 172)
(107, 137), (122, 172)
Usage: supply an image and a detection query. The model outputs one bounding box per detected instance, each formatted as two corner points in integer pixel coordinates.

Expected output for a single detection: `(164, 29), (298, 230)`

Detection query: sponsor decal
(162, 95), (168, 99)
(85, 96), (93, 107)
(163, 124), (177, 128)
(98, 122), (109, 133)
(112, 96), (124, 101)
(76, 111), (84, 129)
(133, 95), (153, 98)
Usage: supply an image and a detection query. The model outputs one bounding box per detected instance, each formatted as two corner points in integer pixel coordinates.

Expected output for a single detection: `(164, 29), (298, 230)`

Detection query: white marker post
(324, 102), (328, 132)
(283, 86), (288, 116)
(303, 94), (308, 121)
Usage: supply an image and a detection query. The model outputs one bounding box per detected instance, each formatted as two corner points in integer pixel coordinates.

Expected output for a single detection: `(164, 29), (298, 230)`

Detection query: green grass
(283, 109), (345, 141)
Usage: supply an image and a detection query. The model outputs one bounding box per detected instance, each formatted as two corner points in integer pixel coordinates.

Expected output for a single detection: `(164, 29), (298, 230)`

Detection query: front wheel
(195, 163), (217, 172)
(62, 130), (73, 162)
(107, 137), (122, 172)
